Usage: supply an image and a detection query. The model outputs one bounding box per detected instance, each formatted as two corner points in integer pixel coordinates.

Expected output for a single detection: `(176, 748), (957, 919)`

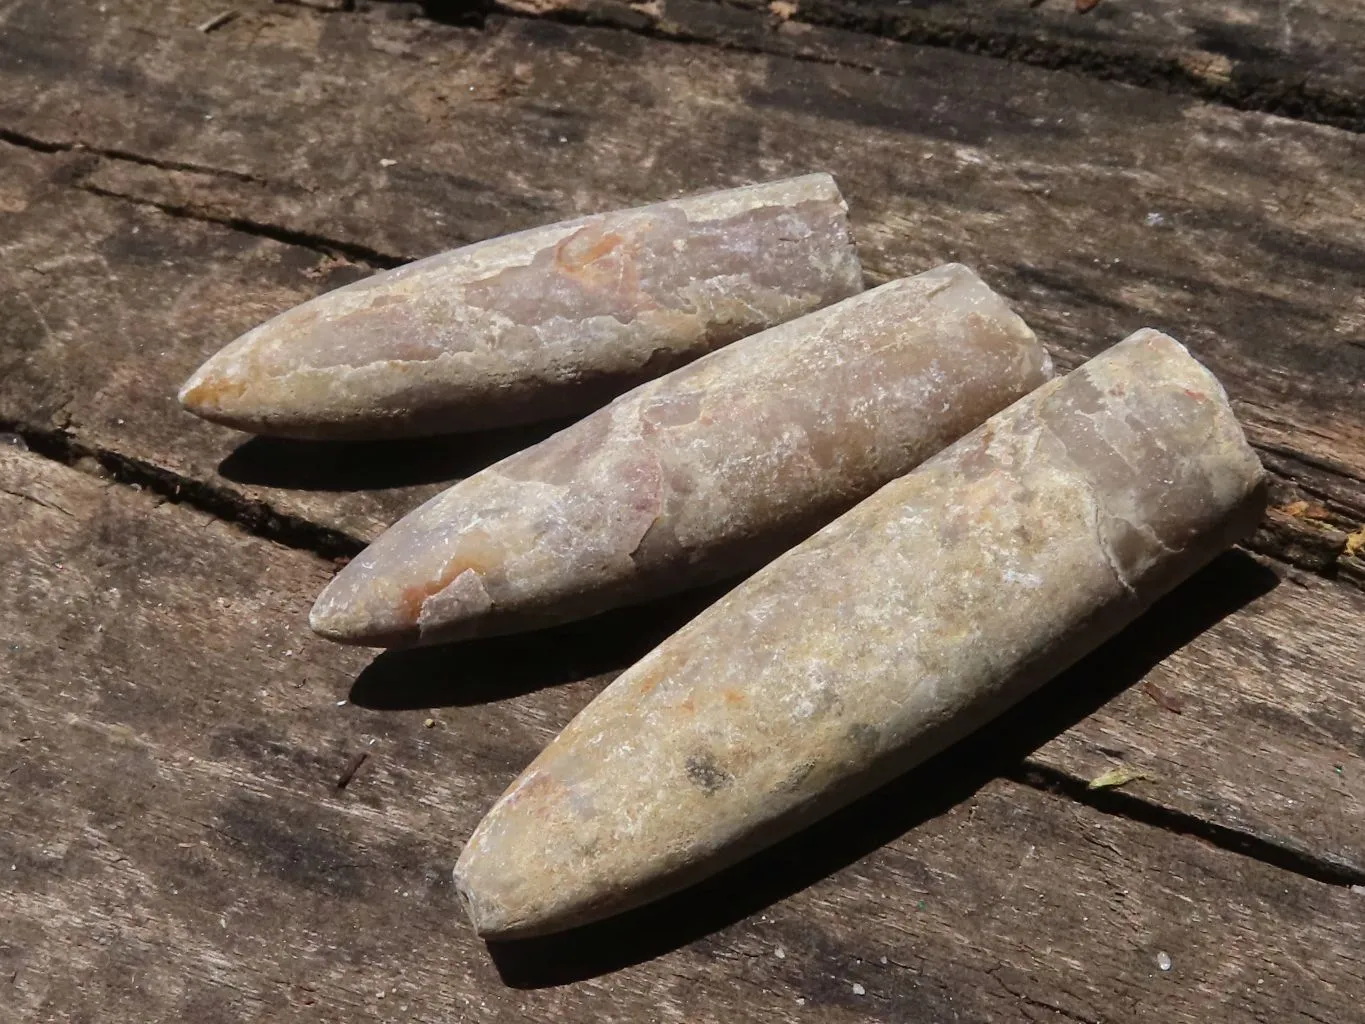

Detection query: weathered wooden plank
(2, 127), (1364, 878)
(1026, 554), (1365, 877)
(663, 0), (1365, 130)
(1, 1), (1362, 543)
(0, 0), (1363, 876)
(366, 0), (1365, 129)
(0, 141), (457, 542)
(2, 444), (1362, 1022)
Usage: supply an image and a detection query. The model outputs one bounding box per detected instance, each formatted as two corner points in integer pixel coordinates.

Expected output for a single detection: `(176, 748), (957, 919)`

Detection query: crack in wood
(0, 419), (365, 564)
(986, 965), (1101, 1024)
(0, 485), (74, 517)
(1012, 763), (1365, 888)
(763, 0), (1365, 134)
(0, 128), (409, 268)
(0, 125), (283, 188)
(76, 182), (410, 270)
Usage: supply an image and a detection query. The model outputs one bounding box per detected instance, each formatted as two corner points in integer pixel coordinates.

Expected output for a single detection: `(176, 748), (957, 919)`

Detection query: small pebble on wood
(310, 264), (1051, 647)
(451, 329), (1266, 938)
(178, 175), (862, 439)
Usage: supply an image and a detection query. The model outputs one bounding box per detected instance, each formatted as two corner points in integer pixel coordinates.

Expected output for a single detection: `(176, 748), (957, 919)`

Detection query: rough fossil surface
(178, 174), (863, 439)
(310, 264), (1052, 647)
(452, 329), (1268, 939)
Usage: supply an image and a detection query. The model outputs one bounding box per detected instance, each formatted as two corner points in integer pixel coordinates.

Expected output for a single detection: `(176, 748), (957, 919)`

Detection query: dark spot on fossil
(809, 683), (845, 718)
(845, 723), (881, 759)
(808, 430), (840, 470)
(1057, 366), (1108, 416)
(955, 423), (1000, 481)
(779, 759), (816, 792)
(684, 752), (733, 795)
(936, 507), (971, 546)
(1099, 513), (1152, 582)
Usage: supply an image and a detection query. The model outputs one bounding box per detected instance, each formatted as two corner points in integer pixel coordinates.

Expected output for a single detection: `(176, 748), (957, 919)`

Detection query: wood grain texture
(2, 444), (1363, 1022)
(695, 0), (1365, 129)
(0, 141), (459, 543)
(2, 2), (1364, 567)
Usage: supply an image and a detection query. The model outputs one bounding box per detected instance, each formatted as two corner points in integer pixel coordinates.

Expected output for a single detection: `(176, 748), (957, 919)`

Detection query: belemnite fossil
(310, 264), (1052, 647)
(452, 330), (1266, 939)
(180, 175), (862, 439)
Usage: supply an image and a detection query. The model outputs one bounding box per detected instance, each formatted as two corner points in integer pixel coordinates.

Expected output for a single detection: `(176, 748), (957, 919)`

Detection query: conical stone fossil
(452, 329), (1267, 939)
(310, 264), (1052, 647)
(180, 175), (863, 439)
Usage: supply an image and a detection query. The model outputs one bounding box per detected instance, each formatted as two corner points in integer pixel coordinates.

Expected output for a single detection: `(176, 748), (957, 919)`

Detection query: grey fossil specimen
(310, 264), (1051, 647)
(180, 175), (862, 439)
(452, 329), (1266, 938)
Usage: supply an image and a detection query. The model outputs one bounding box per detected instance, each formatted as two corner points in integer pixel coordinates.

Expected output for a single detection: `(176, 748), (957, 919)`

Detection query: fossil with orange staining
(309, 264), (1052, 647)
(452, 330), (1266, 938)
(178, 175), (862, 439)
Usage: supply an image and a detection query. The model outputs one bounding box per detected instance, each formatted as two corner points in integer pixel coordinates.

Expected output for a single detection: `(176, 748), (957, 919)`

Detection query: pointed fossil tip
(177, 365), (211, 412)
(308, 569), (423, 648)
(453, 846), (502, 938)
(452, 860), (492, 937)
(308, 583), (378, 646)
(177, 352), (251, 426)
(307, 593), (351, 643)
(453, 845), (532, 940)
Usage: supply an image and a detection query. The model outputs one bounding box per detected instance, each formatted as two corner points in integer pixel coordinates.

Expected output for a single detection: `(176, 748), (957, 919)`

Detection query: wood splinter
(179, 174), (862, 439)
(452, 329), (1267, 939)
(310, 264), (1052, 647)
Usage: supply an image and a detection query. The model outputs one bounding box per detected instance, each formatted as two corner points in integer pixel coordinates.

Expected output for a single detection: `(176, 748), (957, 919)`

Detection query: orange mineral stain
(182, 374), (248, 411)
(555, 227), (625, 272)
(397, 532), (501, 622)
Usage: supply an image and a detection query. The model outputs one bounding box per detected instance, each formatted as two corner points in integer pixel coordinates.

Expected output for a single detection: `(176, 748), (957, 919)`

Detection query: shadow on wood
(347, 581), (737, 709)
(484, 548), (1279, 987)
(363, 0), (496, 26)
(414, 0), (497, 25)
(216, 417), (571, 493)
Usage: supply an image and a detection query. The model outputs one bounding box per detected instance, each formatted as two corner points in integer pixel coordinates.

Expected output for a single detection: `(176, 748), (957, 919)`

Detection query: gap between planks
(3, 419), (1363, 892)
(0, 127), (411, 266)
